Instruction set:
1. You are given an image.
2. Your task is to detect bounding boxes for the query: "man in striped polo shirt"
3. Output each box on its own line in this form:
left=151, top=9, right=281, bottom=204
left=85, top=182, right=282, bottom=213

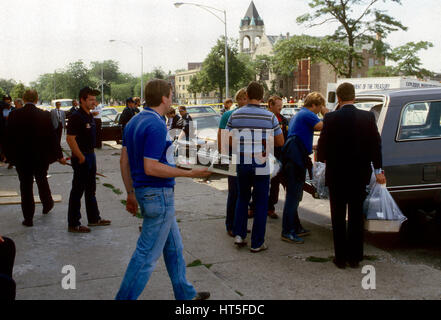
left=226, top=81, right=285, bottom=252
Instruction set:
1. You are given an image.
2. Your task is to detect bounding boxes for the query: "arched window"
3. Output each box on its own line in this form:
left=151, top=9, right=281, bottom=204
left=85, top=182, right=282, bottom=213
left=243, top=36, right=251, bottom=51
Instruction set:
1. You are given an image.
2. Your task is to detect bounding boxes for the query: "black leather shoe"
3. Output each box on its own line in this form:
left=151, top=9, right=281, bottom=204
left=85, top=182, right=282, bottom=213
left=193, top=292, right=210, bottom=300
left=42, top=200, right=54, bottom=214
left=332, top=258, right=346, bottom=269
left=22, top=220, right=33, bottom=227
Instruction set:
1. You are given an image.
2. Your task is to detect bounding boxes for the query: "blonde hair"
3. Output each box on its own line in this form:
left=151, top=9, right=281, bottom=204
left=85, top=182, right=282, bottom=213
left=304, top=92, right=325, bottom=108
left=268, top=95, right=282, bottom=107
left=234, top=88, right=247, bottom=102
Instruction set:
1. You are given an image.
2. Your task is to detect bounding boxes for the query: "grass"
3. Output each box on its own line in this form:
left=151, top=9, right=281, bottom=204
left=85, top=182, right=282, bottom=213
left=235, top=290, right=244, bottom=297
left=186, top=259, right=212, bottom=269
left=103, top=183, right=123, bottom=195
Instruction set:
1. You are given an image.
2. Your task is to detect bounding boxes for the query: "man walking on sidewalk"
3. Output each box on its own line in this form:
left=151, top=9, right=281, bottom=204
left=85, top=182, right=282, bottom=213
left=116, top=79, right=211, bottom=300
left=66, top=87, right=111, bottom=233
left=5, top=90, right=66, bottom=226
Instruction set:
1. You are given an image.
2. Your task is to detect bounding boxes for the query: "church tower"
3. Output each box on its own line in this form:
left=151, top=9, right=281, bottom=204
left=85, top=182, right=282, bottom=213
left=239, top=1, right=265, bottom=55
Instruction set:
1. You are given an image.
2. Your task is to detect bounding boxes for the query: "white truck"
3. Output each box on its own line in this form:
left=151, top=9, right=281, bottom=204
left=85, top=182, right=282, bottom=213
left=326, top=76, right=441, bottom=110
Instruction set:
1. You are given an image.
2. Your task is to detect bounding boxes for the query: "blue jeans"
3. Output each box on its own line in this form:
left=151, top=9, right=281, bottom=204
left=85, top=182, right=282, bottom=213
left=282, top=162, right=304, bottom=235
left=115, top=187, right=196, bottom=300
left=233, top=164, right=270, bottom=248
left=67, top=153, right=101, bottom=227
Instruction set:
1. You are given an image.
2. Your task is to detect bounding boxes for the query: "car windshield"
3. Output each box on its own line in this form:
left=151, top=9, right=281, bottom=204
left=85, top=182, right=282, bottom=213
left=281, top=108, right=298, bottom=115
left=58, top=101, right=72, bottom=107
left=187, top=107, right=216, bottom=114
left=193, top=116, right=220, bottom=129
left=102, top=109, right=117, bottom=116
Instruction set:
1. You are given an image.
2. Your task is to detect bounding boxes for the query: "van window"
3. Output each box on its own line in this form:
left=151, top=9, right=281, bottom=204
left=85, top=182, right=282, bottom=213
left=354, top=99, right=384, bottom=124
left=397, top=101, right=441, bottom=141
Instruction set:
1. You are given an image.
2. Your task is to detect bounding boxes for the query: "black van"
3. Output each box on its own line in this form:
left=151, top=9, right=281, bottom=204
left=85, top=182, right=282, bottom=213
left=354, top=87, right=441, bottom=218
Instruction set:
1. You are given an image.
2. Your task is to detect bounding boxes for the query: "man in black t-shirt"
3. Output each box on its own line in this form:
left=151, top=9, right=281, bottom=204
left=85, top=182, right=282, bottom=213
left=66, top=87, right=111, bottom=233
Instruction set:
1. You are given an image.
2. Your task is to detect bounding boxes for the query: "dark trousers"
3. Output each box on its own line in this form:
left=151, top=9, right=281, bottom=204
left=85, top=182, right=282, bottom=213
left=225, top=176, right=238, bottom=231
left=67, top=153, right=101, bottom=227
left=55, top=123, right=63, bottom=146
left=233, top=164, right=270, bottom=249
left=282, top=162, right=304, bottom=235
left=15, top=163, right=53, bottom=221
left=0, top=237, right=16, bottom=300
left=329, top=185, right=366, bottom=263
left=95, top=118, right=102, bottom=148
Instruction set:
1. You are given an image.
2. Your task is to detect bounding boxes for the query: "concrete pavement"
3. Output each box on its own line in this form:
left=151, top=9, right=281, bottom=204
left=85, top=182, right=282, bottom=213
left=1, top=143, right=440, bottom=300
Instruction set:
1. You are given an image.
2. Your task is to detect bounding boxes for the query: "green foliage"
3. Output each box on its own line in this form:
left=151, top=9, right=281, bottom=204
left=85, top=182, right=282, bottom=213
left=188, top=37, right=255, bottom=101
left=0, top=87, right=5, bottom=99
left=297, top=0, right=407, bottom=77
left=388, top=41, right=434, bottom=78
left=10, top=83, right=27, bottom=100
left=367, top=65, right=397, bottom=77
left=368, top=41, right=434, bottom=78
left=0, top=79, right=17, bottom=95
left=112, top=83, right=135, bottom=102
left=273, top=35, right=360, bottom=78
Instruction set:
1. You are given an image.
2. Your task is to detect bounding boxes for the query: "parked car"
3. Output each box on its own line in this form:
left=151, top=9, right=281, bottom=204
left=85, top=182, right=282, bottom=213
left=352, top=88, right=441, bottom=222
left=101, top=107, right=119, bottom=121
left=101, top=112, right=122, bottom=143
left=281, top=107, right=301, bottom=122
left=175, top=113, right=221, bottom=169
left=184, top=106, right=218, bottom=114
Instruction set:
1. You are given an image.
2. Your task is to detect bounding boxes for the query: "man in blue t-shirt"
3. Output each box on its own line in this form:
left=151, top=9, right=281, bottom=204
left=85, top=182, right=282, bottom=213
left=282, top=92, right=329, bottom=244
left=116, top=79, right=211, bottom=301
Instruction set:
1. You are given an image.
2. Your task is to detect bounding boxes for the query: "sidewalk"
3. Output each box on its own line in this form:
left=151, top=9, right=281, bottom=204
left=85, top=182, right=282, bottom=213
left=1, top=144, right=440, bottom=300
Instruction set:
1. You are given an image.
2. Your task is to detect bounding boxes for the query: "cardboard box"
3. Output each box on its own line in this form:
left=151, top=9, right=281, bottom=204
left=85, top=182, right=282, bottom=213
left=364, top=219, right=402, bottom=233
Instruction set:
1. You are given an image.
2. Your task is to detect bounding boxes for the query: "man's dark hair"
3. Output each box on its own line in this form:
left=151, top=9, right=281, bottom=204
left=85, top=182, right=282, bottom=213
left=144, top=79, right=172, bottom=107
left=179, top=105, right=186, bottom=111
left=23, top=90, right=38, bottom=103
left=3, top=95, right=12, bottom=102
left=168, top=108, right=176, bottom=115
left=246, top=81, right=264, bottom=101
left=336, top=82, right=355, bottom=101
left=79, top=87, right=100, bottom=102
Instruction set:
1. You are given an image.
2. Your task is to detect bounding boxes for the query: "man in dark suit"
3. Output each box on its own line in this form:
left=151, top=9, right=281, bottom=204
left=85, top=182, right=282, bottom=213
left=50, top=101, right=66, bottom=146
left=119, top=97, right=137, bottom=132
left=5, top=90, right=66, bottom=226
left=317, top=82, right=386, bottom=269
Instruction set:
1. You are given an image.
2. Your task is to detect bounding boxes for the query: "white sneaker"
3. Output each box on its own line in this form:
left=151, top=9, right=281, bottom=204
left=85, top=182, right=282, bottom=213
left=234, top=235, right=247, bottom=247
left=250, top=243, right=268, bottom=253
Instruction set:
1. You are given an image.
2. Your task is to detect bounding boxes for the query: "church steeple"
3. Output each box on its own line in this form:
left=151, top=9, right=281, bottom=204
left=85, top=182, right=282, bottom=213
left=239, top=1, right=265, bottom=55
left=241, top=1, right=264, bottom=27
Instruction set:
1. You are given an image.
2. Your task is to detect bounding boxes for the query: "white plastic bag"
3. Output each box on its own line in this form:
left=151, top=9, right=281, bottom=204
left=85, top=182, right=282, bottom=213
left=363, top=183, right=407, bottom=223
left=312, top=162, right=329, bottom=199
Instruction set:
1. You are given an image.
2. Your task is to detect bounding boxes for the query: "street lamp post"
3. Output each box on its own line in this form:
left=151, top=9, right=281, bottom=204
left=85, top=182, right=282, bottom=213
left=174, top=2, right=229, bottom=99
left=109, top=39, right=144, bottom=103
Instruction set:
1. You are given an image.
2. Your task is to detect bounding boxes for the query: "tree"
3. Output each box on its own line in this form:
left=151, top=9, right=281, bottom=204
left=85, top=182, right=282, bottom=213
left=388, top=41, right=434, bottom=78
left=188, top=37, right=255, bottom=102
left=0, top=79, right=17, bottom=95
left=64, top=60, right=94, bottom=99
left=89, top=60, right=121, bottom=101
left=297, top=0, right=407, bottom=77
left=368, top=41, right=434, bottom=78
left=273, top=35, right=359, bottom=78
left=0, top=87, right=6, bottom=99
left=111, top=83, right=134, bottom=102
left=10, top=83, right=27, bottom=100
left=367, top=65, right=397, bottom=77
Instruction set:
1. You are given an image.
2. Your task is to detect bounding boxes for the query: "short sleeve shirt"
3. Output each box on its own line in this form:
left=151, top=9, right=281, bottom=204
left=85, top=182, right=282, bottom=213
left=219, top=109, right=234, bottom=129
left=66, top=108, right=96, bottom=153
left=288, top=107, right=320, bottom=154
left=123, top=107, right=175, bottom=188
left=226, top=104, right=282, bottom=155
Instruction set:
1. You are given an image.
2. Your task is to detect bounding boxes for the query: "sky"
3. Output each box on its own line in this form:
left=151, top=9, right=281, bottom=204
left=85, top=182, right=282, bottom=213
left=1, top=0, right=440, bottom=85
